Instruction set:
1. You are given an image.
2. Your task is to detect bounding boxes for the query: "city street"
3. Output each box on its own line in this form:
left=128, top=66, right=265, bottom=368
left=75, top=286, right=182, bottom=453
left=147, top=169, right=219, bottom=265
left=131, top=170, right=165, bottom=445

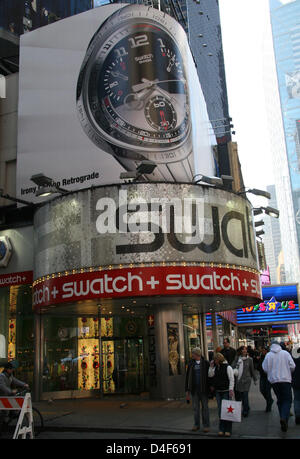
left=27, top=379, right=300, bottom=440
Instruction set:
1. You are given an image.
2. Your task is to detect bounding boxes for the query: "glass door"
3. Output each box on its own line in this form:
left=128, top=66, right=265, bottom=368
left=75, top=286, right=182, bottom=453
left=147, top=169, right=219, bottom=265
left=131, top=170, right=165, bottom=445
left=42, top=315, right=101, bottom=396
left=41, top=314, right=146, bottom=398
left=102, top=338, right=144, bottom=394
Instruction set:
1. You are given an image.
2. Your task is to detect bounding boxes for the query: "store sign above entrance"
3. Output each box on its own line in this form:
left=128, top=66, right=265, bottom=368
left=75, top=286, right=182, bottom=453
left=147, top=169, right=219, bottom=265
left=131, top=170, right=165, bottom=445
left=0, top=271, right=33, bottom=287
left=32, top=264, right=260, bottom=310
left=33, top=183, right=261, bottom=311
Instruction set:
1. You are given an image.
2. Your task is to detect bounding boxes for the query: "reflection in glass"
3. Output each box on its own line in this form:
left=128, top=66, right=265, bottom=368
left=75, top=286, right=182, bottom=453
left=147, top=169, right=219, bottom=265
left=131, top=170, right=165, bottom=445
left=42, top=315, right=146, bottom=395
left=0, top=284, right=34, bottom=387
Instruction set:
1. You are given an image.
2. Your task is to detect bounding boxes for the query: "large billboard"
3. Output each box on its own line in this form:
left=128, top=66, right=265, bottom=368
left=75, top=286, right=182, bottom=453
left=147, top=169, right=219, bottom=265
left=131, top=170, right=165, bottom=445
left=17, top=5, right=216, bottom=203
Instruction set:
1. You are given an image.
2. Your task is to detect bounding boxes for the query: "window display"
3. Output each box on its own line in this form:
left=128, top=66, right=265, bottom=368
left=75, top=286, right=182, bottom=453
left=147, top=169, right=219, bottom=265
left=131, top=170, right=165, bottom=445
left=0, top=284, right=34, bottom=387
left=42, top=314, right=146, bottom=395
left=183, top=314, right=201, bottom=363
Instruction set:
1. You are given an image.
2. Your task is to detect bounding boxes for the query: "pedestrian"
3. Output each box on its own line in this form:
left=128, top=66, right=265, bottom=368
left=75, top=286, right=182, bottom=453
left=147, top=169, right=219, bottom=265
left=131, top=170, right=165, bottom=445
left=0, top=362, right=29, bottom=395
left=291, top=344, right=300, bottom=425
left=208, top=352, right=234, bottom=437
left=262, top=341, right=296, bottom=432
left=220, top=338, right=236, bottom=365
left=248, top=346, right=260, bottom=371
left=257, top=346, right=274, bottom=412
left=185, top=347, right=210, bottom=433
left=232, top=345, right=257, bottom=417
left=0, top=362, right=29, bottom=436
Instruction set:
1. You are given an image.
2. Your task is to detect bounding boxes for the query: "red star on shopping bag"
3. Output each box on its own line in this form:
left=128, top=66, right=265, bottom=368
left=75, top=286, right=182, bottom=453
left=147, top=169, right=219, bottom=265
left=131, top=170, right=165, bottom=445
left=227, top=405, right=234, bottom=413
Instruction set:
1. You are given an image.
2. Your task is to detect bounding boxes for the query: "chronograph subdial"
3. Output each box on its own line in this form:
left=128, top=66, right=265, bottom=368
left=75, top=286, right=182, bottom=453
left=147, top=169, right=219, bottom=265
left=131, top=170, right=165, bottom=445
left=145, top=96, right=177, bottom=131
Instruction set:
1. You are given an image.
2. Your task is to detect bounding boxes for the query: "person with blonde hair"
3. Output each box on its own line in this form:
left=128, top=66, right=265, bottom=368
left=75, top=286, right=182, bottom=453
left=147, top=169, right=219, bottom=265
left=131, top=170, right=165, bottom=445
left=208, top=352, right=234, bottom=437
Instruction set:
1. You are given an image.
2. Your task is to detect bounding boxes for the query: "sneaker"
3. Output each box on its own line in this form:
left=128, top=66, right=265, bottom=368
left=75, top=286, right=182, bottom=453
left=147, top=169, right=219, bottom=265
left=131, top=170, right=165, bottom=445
left=192, top=425, right=199, bottom=431
left=280, top=419, right=288, bottom=432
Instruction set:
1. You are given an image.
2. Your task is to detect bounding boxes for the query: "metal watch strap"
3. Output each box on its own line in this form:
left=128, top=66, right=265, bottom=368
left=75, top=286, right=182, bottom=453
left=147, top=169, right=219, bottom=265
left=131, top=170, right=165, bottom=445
left=115, top=149, right=193, bottom=182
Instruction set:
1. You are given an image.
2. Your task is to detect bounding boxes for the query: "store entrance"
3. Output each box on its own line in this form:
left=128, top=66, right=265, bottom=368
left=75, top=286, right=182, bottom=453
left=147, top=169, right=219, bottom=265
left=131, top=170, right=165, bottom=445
left=41, top=314, right=147, bottom=399
left=102, top=338, right=144, bottom=394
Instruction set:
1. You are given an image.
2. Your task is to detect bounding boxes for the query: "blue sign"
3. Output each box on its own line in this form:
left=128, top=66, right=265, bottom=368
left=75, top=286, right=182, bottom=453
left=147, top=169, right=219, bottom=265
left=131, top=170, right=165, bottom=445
left=206, top=313, right=222, bottom=327
left=237, top=284, right=300, bottom=325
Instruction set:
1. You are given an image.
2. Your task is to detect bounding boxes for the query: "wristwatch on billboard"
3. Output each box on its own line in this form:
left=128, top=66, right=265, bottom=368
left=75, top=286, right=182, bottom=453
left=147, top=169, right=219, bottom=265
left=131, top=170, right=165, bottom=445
left=76, top=5, right=193, bottom=182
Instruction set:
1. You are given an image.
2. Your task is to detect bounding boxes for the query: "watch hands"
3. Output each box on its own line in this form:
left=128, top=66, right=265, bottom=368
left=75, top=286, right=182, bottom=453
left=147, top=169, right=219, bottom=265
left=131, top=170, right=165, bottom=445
left=131, top=78, right=159, bottom=93
left=124, top=86, right=155, bottom=110
left=111, top=71, right=128, bottom=81
left=132, top=77, right=186, bottom=93
left=124, top=78, right=183, bottom=110
left=160, top=110, right=168, bottom=131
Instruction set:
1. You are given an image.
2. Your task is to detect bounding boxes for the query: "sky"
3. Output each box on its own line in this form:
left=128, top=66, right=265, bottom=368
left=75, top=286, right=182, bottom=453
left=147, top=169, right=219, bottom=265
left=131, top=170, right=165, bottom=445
left=218, top=0, right=276, bottom=195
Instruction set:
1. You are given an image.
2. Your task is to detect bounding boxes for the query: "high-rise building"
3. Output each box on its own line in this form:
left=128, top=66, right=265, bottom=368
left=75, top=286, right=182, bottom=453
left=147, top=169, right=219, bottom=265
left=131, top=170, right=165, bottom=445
left=185, top=0, right=231, bottom=142
left=263, top=0, right=300, bottom=282
left=262, top=185, right=285, bottom=283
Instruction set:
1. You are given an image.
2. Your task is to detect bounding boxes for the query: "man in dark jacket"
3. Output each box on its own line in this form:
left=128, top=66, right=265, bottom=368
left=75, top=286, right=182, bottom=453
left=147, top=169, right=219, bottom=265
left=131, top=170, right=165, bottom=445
left=257, top=347, right=274, bottom=412
left=185, top=347, right=210, bottom=433
left=0, top=362, right=29, bottom=396
left=0, top=362, right=29, bottom=436
left=292, top=345, right=300, bottom=424
left=221, top=338, right=236, bottom=365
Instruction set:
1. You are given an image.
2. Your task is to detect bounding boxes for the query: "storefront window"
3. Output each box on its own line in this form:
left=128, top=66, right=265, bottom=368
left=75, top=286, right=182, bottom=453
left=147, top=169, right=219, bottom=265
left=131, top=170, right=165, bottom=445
left=183, top=315, right=201, bottom=363
left=206, top=327, right=214, bottom=352
left=0, top=284, right=34, bottom=388
left=0, top=287, right=9, bottom=362
left=42, top=314, right=146, bottom=395
left=43, top=316, right=83, bottom=393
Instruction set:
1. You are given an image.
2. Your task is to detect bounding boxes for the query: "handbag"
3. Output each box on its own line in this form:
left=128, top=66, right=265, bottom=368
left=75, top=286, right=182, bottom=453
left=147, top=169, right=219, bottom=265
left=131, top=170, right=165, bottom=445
left=220, top=398, right=242, bottom=422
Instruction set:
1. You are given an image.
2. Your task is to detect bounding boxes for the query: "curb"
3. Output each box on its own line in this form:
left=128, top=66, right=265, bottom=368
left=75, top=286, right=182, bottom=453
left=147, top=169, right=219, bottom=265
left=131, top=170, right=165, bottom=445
left=38, top=424, right=300, bottom=440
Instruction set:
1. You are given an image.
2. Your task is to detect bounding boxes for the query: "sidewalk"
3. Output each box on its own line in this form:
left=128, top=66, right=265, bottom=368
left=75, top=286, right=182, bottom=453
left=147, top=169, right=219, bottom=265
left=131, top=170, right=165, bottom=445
left=33, top=383, right=300, bottom=439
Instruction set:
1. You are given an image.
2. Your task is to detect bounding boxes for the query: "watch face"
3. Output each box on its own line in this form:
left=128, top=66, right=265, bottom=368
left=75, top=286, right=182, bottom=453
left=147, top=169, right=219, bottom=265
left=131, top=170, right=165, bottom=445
left=81, top=20, right=190, bottom=150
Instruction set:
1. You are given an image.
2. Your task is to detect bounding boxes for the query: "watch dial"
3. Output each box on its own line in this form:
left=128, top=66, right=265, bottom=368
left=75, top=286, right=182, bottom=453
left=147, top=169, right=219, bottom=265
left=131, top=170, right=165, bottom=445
left=87, top=24, right=189, bottom=148
left=145, top=95, right=177, bottom=131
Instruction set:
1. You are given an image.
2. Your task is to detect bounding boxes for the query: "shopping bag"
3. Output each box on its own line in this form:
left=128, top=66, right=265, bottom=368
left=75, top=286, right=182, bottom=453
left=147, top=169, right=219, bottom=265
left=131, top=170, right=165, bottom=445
left=220, top=399, right=242, bottom=422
